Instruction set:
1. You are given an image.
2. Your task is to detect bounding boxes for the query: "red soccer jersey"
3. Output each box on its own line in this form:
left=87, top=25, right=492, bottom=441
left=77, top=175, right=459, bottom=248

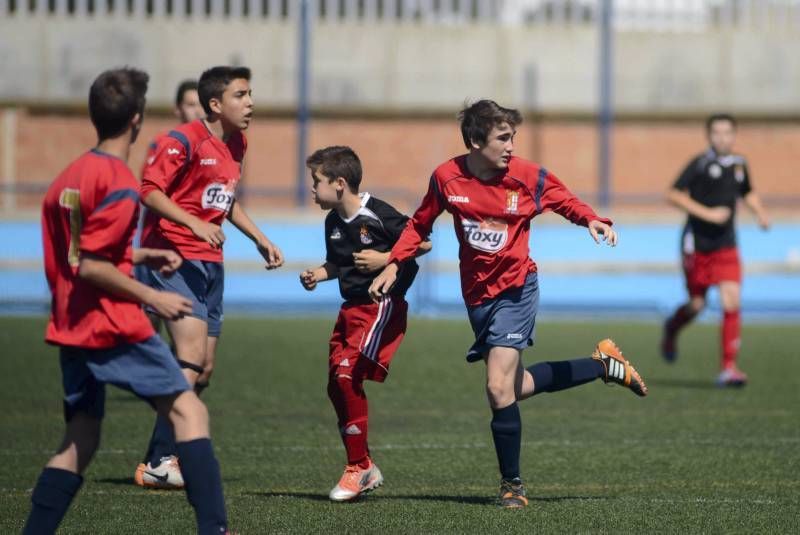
left=42, top=149, right=155, bottom=348
left=388, top=155, right=612, bottom=306
left=140, top=120, right=247, bottom=262
left=136, top=134, right=164, bottom=247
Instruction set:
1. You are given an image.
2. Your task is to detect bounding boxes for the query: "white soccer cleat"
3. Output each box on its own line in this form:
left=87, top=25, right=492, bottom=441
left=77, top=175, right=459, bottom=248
left=134, top=455, right=184, bottom=489
left=329, top=459, right=383, bottom=502
left=716, top=366, right=748, bottom=387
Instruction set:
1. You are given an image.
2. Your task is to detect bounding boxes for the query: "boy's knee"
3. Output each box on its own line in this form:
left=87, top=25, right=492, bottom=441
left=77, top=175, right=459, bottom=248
left=689, top=296, right=706, bottom=313
left=328, top=372, right=363, bottom=399
left=486, top=379, right=514, bottom=408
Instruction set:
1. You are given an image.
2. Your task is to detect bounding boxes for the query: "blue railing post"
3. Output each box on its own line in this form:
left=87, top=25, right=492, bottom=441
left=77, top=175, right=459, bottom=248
left=296, top=0, right=311, bottom=207
left=598, top=0, right=613, bottom=209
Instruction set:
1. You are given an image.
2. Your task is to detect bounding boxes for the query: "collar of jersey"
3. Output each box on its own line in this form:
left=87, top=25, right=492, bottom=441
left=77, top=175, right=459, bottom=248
left=337, top=192, right=371, bottom=224
left=90, top=148, right=125, bottom=162
left=705, top=148, right=738, bottom=167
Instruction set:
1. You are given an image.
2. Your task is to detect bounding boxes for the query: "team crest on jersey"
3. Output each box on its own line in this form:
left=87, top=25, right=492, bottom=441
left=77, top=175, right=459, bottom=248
left=330, top=227, right=343, bottom=240
left=359, top=224, right=373, bottom=245
left=708, top=163, right=722, bottom=179
left=201, top=183, right=235, bottom=213
left=505, top=190, right=519, bottom=214
left=734, top=164, right=745, bottom=183
left=462, top=218, right=508, bottom=253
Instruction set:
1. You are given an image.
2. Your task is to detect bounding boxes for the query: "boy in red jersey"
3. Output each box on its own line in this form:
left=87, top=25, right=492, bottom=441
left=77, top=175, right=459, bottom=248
left=299, top=146, right=431, bottom=502
left=132, top=79, right=206, bottom=489
left=370, top=100, right=648, bottom=508
left=662, top=114, right=770, bottom=386
left=25, top=68, right=230, bottom=534
left=137, top=79, right=205, bottom=258
left=136, top=66, right=284, bottom=486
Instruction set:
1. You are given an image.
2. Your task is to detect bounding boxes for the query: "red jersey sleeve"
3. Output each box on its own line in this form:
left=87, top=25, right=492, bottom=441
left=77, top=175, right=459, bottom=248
left=140, top=134, right=189, bottom=199
left=538, top=171, right=612, bottom=227
left=388, top=175, right=444, bottom=264
left=80, top=187, right=140, bottom=261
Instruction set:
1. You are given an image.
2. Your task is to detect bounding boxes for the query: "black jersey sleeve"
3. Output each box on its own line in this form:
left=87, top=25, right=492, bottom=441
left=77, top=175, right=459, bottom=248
left=673, top=156, right=701, bottom=190
left=738, top=161, right=753, bottom=197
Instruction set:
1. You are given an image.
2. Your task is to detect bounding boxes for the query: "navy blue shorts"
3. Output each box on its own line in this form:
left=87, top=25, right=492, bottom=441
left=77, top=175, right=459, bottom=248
left=466, top=272, right=539, bottom=362
left=144, top=259, right=224, bottom=337
left=60, top=335, right=190, bottom=421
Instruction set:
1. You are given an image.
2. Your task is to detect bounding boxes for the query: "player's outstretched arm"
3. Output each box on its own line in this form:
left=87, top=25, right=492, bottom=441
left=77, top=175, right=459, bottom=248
left=743, top=192, right=770, bottom=230
left=299, top=262, right=338, bottom=291
left=587, top=220, right=618, bottom=246
left=666, top=188, right=731, bottom=226
left=227, top=201, right=284, bottom=269
left=143, top=189, right=226, bottom=248
left=78, top=253, right=192, bottom=319
left=133, top=247, right=183, bottom=275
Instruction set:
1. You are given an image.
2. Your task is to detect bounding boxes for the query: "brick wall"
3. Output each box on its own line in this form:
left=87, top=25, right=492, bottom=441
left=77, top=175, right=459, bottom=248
left=2, top=110, right=798, bottom=214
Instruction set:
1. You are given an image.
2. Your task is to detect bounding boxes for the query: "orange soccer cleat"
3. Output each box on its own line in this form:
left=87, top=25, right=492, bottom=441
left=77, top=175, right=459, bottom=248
left=592, top=339, right=649, bottom=397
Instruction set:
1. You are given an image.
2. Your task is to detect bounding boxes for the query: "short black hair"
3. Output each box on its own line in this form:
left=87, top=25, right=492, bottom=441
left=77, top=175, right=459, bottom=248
left=458, top=99, right=523, bottom=149
left=306, top=146, right=362, bottom=193
left=706, top=113, right=737, bottom=132
left=88, top=68, right=148, bottom=141
left=174, top=79, right=198, bottom=107
left=198, top=66, right=251, bottom=115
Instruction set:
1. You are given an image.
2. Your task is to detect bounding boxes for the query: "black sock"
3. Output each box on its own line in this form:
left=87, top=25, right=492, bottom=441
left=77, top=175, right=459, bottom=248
left=528, top=358, right=605, bottom=396
left=24, top=467, right=83, bottom=534
left=175, top=438, right=227, bottom=535
left=490, top=403, right=521, bottom=481
left=145, top=414, right=176, bottom=467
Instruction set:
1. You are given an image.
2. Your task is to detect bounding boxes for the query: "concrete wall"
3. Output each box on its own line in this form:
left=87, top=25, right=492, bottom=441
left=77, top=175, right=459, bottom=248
left=1, top=14, right=800, bottom=112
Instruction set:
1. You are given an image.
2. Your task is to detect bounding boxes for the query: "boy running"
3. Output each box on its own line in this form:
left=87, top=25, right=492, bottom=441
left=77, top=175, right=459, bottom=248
left=25, top=68, right=229, bottom=534
left=300, top=146, right=431, bottom=502
left=662, top=113, right=770, bottom=386
left=135, top=66, right=284, bottom=488
left=369, top=100, right=648, bottom=508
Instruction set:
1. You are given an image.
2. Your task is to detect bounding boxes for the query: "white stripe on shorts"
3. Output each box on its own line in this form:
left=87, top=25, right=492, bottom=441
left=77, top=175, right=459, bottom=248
left=362, top=297, right=393, bottom=361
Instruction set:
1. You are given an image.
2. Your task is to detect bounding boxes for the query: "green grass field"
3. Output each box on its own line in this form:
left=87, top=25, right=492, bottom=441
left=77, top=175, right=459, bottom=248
left=1, top=316, right=798, bottom=533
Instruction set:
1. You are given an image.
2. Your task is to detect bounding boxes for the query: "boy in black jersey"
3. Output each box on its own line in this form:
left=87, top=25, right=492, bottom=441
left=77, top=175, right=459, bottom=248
left=299, top=146, right=431, bottom=502
left=663, top=114, right=770, bottom=386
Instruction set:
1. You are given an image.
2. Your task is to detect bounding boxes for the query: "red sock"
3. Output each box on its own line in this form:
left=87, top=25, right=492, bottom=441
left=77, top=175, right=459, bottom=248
left=667, top=304, right=697, bottom=334
left=327, top=373, right=369, bottom=467
left=722, top=311, right=741, bottom=370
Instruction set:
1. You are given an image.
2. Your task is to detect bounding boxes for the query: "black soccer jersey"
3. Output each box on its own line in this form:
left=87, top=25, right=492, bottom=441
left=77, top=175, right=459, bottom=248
left=325, top=193, right=419, bottom=301
left=673, top=149, right=752, bottom=253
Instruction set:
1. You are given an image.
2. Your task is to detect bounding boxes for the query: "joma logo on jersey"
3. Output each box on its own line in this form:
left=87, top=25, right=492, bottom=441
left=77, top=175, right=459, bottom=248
left=202, top=184, right=234, bottom=212
left=167, top=148, right=181, bottom=156
left=200, top=158, right=217, bottom=166
left=462, top=218, right=508, bottom=253
left=448, top=195, right=470, bottom=204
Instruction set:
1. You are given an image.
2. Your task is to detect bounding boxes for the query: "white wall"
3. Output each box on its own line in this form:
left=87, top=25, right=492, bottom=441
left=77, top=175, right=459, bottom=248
left=1, top=7, right=798, bottom=112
